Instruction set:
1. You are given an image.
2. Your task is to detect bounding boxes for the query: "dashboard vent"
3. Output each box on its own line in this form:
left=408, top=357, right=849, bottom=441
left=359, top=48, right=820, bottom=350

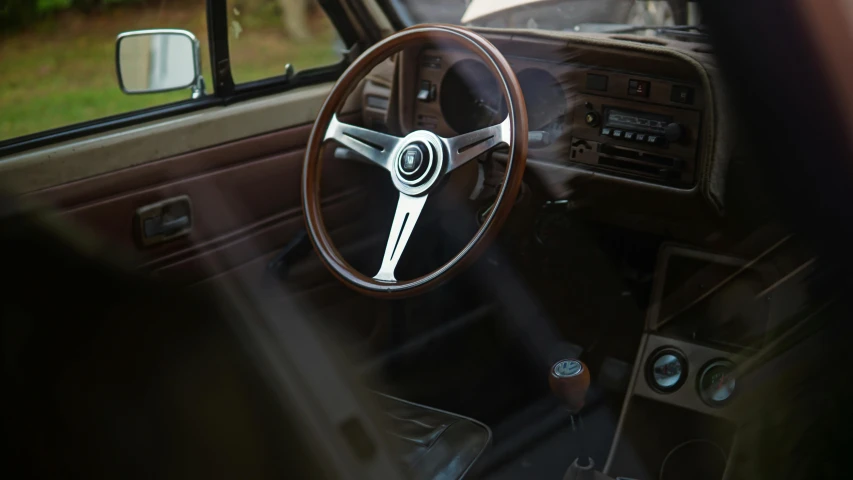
left=366, top=94, right=389, bottom=110
left=361, top=58, right=395, bottom=130
left=362, top=79, right=391, bottom=131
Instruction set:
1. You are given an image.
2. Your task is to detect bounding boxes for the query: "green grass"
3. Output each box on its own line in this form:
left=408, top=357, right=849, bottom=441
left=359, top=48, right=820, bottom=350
left=0, top=3, right=340, bottom=142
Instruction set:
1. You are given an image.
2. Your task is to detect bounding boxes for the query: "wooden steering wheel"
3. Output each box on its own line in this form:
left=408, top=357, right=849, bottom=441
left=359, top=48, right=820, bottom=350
left=302, top=25, right=528, bottom=297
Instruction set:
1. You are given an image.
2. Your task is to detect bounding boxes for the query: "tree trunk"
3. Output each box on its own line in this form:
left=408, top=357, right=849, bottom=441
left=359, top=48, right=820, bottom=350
left=279, top=0, right=311, bottom=41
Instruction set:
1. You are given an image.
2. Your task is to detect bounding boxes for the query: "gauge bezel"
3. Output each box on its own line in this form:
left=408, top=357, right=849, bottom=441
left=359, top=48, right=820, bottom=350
left=515, top=67, right=567, bottom=143
left=439, top=58, right=507, bottom=135
left=645, top=347, right=688, bottom=394
left=697, top=358, right=737, bottom=407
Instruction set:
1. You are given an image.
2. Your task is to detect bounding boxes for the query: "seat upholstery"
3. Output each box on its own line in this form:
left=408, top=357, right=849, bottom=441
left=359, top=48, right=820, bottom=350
left=376, top=393, right=492, bottom=480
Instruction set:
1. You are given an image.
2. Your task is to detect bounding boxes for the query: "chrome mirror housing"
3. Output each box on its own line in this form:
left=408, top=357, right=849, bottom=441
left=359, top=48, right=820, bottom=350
left=116, top=29, right=205, bottom=99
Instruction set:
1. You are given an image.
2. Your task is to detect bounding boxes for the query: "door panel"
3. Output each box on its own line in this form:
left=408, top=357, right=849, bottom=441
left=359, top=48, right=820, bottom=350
left=2, top=84, right=352, bottom=194
left=27, top=122, right=316, bottom=210
left=9, top=80, right=390, bottom=345
left=21, top=112, right=382, bottom=290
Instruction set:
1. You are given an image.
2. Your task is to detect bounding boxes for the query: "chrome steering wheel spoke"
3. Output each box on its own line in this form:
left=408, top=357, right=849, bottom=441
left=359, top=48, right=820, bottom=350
left=374, top=192, right=428, bottom=283
left=325, top=114, right=402, bottom=171
left=442, top=115, right=511, bottom=172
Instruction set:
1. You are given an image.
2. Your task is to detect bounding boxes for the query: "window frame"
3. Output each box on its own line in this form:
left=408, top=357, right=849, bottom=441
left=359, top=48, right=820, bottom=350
left=375, top=0, right=410, bottom=30
left=0, top=0, right=363, bottom=157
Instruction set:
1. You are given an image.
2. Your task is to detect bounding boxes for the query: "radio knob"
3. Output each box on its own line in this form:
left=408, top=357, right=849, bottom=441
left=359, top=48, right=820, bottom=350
left=665, top=122, right=684, bottom=143
left=584, top=111, right=600, bottom=127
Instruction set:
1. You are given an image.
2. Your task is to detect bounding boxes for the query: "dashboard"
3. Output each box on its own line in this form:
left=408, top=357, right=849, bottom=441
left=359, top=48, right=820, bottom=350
left=368, top=31, right=727, bottom=238
left=410, top=44, right=705, bottom=189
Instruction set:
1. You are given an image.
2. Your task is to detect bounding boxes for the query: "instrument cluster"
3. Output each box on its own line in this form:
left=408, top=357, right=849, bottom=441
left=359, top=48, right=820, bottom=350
left=410, top=46, right=704, bottom=188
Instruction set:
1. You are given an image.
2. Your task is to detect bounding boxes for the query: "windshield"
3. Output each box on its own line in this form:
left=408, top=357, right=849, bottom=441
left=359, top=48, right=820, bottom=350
left=388, top=0, right=699, bottom=32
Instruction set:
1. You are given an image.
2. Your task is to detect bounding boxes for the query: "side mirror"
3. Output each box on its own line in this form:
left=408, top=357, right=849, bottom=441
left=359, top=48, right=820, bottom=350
left=116, top=29, right=205, bottom=98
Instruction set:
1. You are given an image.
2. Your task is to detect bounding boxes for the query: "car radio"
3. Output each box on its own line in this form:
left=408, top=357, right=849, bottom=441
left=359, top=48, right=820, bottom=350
left=570, top=93, right=702, bottom=188
left=599, top=107, right=682, bottom=146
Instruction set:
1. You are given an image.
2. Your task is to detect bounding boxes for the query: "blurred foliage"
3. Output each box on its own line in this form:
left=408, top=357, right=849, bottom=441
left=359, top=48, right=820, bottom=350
left=2, top=0, right=144, bottom=30
left=3, top=0, right=311, bottom=31
left=37, top=0, right=73, bottom=13
left=229, top=0, right=287, bottom=30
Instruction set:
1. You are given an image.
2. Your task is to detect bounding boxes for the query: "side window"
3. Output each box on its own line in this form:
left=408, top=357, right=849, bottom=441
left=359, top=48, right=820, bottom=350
left=0, top=0, right=212, bottom=142
left=226, top=0, right=341, bottom=84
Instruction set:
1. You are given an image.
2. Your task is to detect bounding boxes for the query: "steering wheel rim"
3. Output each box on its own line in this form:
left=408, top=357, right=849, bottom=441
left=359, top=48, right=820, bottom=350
left=302, top=25, right=528, bottom=298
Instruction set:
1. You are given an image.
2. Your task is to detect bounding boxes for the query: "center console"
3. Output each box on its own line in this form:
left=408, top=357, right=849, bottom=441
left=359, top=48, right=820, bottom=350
left=605, top=236, right=819, bottom=480
left=568, top=69, right=704, bottom=187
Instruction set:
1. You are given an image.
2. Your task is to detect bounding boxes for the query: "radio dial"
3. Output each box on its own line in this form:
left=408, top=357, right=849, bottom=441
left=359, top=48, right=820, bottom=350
left=665, top=122, right=684, bottom=143
left=584, top=111, right=600, bottom=127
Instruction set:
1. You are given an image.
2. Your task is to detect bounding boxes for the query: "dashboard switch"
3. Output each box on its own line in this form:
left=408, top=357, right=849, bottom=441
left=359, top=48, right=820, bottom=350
left=671, top=85, right=694, bottom=104
left=624, top=131, right=635, bottom=141
left=529, top=130, right=552, bottom=148
left=586, top=73, right=608, bottom=91
left=647, top=135, right=666, bottom=146
left=612, top=129, right=624, bottom=138
left=417, top=80, right=432, bottom=101
left=601, top=127, right=612, bottom=136
left=635, top=133, right=647, bottom=142
left=628, top=79, right=650, bottom=97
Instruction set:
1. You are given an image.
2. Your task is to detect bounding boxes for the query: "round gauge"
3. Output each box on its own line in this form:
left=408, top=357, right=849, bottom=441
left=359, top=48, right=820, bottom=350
left=516, top=68, right=566, bottom=142
left=440, top=59, right=507, bottom=134
left=697, top=359, right=737, bottom=407
left=646, top=348, right=688, bottom=393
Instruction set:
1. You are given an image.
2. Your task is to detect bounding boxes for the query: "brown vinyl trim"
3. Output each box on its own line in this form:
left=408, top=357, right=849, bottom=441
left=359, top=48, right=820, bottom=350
left=4, top=84, right=344, bottom=195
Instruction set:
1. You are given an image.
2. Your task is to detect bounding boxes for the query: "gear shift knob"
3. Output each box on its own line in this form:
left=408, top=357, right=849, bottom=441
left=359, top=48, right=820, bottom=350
left=549, top=359, right=590, bottom=413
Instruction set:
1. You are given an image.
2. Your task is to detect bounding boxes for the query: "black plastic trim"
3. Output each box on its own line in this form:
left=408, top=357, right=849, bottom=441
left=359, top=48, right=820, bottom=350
left=0, top=98, right=222, bottom=158
left=207, top=0, right=234, bottom=95
left=230, top=61, right=347, bottom=103
left=339, top=0, right=383, bottom=44
left=375, top=0, right=409, bottom=30
left=318, top=0, right=361, bottom=47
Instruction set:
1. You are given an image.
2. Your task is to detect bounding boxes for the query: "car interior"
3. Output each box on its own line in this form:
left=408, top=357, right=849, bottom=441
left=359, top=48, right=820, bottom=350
left=2, top=1, right=852, bottom=479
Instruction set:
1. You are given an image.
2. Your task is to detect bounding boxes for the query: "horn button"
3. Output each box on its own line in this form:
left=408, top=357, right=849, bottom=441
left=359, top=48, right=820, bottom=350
left=396, top=141, right=434, bottom=185
left=401, top=146, right=423, bottom=173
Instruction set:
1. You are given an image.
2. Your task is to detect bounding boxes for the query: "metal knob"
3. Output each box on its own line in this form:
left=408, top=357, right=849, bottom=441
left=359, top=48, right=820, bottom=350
left=584, top=111, right=600, bottom=127
left=549, top=359, right=590, bottom=413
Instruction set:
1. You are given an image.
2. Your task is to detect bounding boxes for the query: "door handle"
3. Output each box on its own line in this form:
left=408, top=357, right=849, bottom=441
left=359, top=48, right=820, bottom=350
left=135, top=195, right=192, bottom=246
left=145, top=214, right=189, bottom=237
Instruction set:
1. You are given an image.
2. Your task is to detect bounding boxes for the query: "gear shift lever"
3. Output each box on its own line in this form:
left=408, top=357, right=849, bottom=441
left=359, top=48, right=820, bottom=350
left=549, top=359, right=590, bottom=413
left=550, top=359, right=596, bottom=480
